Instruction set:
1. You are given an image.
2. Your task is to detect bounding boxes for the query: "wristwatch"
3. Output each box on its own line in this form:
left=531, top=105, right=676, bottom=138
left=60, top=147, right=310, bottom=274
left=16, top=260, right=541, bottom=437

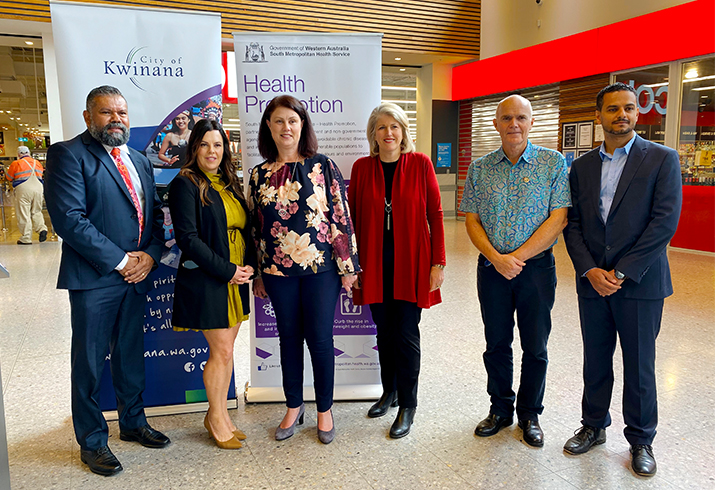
left=432, top=264, right=445, bottom=270
left=614, top=270, right=627, bottom=281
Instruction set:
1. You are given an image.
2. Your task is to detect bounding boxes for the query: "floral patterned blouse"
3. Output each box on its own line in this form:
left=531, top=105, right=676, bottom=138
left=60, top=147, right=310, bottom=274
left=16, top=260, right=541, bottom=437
left=249, top=153, right=360, bottom=277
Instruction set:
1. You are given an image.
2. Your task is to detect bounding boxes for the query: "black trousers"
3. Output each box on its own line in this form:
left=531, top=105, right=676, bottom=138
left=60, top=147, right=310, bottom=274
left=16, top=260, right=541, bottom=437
left=263, top=271, right=341, bottom=413
left=69, top=284, right=147, bottom=450
left=369, top=241, right=422, bottom=409
left=578, top=295, right=663, bottom=445
left=369, top=300, right=422, bottom=408
left=477, top=251, right=556, bottom=421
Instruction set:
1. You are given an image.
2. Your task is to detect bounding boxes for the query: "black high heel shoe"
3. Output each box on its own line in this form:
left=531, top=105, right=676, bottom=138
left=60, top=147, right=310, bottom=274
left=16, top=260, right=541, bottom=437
left=367, top=391, right=398, bottom=418
left=275, top=403, right=305, bottom=441
left=389, top=407, right=416, bottom=439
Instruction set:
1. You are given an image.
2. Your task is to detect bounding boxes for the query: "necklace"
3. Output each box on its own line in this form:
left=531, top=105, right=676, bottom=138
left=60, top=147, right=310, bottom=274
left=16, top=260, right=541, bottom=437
left=385, top=197, right=392, bottom=231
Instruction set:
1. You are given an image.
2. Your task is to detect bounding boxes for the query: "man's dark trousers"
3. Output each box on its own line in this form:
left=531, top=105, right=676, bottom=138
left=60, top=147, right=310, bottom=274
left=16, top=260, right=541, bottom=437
left=477, top=251, right=556, bottom=421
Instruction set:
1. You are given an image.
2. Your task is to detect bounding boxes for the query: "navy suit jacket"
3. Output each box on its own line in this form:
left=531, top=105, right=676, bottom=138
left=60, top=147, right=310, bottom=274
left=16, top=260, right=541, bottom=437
left=563, top=135, right=682, bottom=300
left=44, top=130, right=164, bottom=293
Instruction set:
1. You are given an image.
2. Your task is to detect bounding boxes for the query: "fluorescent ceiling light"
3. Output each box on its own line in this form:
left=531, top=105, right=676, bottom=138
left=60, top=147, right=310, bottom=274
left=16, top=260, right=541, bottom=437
left=685, top=69, right=699, bottom=79
left=381, top=99, right=417, bottom=104
left=692, top=86, right=715, bottom=91
left=382, top=86, right=417, bottom=91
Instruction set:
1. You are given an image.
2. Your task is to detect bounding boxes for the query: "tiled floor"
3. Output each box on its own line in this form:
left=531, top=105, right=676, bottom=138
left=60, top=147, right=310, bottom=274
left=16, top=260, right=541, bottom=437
left=0, top=218, right=713, bottom=489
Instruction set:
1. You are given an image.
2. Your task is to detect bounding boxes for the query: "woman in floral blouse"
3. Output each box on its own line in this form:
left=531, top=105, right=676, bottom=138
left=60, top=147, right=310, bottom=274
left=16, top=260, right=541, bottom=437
left=249, top=95, right=360, bottom=445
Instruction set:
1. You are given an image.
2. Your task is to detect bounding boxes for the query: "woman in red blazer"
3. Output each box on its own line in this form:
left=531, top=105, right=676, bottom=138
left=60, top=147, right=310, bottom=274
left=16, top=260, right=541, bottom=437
left=348, top=102, right=446, bottom=438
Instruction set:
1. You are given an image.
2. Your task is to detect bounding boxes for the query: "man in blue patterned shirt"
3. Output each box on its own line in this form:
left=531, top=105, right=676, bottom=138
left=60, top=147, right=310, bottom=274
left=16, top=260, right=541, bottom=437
left=459, top=94, right=571, bottom=447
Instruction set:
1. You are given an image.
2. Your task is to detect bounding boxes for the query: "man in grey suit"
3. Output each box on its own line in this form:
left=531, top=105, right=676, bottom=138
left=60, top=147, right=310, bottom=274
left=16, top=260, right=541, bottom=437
left=562, top=82, right=682, bottom=477
left=45, top=86, right=170, bottom=476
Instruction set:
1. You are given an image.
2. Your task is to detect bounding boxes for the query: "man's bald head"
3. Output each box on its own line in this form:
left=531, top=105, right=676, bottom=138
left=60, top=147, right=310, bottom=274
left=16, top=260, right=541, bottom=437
left=496, top=94, right=532, bottom=119
left=493, top=94, right=535, bottom=161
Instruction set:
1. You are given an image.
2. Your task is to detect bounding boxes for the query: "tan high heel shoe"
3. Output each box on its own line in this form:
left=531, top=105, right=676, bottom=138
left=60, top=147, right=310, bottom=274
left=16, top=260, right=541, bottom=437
left=204, top=414, right=242, bottom=449
left=204, top=414, right=247, bottom=441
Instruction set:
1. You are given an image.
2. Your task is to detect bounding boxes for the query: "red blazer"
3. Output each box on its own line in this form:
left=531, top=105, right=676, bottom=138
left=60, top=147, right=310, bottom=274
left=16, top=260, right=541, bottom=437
left=348, top=152, right=445, bottom=308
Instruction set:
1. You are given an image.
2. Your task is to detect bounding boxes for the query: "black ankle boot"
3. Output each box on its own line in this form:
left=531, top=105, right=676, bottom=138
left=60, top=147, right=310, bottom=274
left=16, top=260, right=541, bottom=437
left=367, top=391, right=398, bottom=418
left=389, top=407, right=416, bottom=438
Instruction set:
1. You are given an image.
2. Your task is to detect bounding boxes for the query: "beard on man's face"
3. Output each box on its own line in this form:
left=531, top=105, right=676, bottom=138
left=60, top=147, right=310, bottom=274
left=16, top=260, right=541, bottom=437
left=89, top=121, right=130, bottom=147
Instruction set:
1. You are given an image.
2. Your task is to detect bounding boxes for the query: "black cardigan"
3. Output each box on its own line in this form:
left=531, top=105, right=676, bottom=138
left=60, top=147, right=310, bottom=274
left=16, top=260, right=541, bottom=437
left=168, top=173, right=256, bottom=330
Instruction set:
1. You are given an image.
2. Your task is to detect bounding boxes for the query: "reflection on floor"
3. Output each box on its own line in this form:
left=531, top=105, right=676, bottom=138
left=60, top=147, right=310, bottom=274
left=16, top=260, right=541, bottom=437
left=0, top=219, right=713, bottom=489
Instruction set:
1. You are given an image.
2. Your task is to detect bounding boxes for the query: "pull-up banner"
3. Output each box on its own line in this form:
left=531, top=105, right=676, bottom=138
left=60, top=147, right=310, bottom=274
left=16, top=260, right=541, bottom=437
left=233, top=32, right=383, bottom=402
left=50, top=1, right=226, bottom=414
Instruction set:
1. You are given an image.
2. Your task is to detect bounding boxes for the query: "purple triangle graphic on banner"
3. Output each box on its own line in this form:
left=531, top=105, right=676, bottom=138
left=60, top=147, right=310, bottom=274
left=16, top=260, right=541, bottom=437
left=356, top=354, right=370, bottom=358
left=256, top=348, right=272, bottom=359
left=372, top=345, right=379, bottom=351
left=334, top=347, right=345, bottom=356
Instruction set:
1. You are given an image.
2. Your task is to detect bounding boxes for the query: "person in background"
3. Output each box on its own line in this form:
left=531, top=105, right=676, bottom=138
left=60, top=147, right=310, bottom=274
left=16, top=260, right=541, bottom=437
left=249, top=95, right=360, bottom=445
left=459, top=94, right=570, bottom=448
left=169, top=118, right=256, bottom=450
left=158, top=110, right=194, bottom=167
left=562, top=83, right=682, bottom=477
left=348, top=102, right=445, bottom=438
left=44, top=85, right=169, bottom=477
left=6, top=145, right=48, bottom=245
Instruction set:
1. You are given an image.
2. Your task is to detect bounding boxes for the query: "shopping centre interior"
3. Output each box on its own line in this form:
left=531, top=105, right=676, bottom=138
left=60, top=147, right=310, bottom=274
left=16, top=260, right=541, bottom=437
left=0, top=1, right=713, bottom=489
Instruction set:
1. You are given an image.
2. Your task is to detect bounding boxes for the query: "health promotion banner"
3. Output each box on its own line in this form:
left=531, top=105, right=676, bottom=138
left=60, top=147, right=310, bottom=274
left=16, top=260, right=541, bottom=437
left=50, top=1, right=226, bottom=413
left=232, top=32, right=383, bottom=402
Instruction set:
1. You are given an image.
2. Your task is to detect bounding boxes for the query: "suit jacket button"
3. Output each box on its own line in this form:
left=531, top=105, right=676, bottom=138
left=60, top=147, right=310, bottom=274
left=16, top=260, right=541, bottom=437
left=131, top=214, right=137, bottom=219
left=133, top=238, right=138, bottom=242
left=606, top=245, right=611, bottom=250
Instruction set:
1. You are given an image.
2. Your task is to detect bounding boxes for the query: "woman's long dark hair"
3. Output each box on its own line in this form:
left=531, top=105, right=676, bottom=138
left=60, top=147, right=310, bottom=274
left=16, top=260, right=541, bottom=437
left=179, top=118, right=244, bottom=206
left=257, top=95, right=318, bottom=162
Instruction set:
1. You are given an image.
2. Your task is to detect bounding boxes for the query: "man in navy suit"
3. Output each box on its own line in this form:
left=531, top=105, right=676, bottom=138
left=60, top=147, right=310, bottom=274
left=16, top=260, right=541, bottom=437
left=562, top=83, right=682, bottom=477
left=45, top=86, right=170, bottom=476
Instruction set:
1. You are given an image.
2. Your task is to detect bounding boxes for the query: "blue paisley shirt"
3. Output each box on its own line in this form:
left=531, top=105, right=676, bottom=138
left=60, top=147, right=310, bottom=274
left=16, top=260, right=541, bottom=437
left=459, top=141, right=571, bottom=254
left=249, top=154, right=360, bottom=277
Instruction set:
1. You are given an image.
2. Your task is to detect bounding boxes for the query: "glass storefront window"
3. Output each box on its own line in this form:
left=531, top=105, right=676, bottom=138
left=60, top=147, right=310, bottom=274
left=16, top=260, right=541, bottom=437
left=615, top=65, right=670, bottom=144
left=679, top=57, right=715, bottom=185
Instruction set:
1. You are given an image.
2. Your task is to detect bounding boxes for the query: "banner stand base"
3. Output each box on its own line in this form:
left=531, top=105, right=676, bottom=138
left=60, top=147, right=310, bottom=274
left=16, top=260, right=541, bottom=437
left=102, top=398, right=238, bottom=421
left=244, top=381, right=382, bottom=404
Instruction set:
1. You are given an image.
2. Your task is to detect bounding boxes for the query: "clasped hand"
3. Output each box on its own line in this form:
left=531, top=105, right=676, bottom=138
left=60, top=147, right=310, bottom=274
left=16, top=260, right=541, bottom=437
left=492, top=253, right=526, bottom=280
left=120, top=251, right=154, bottom=284
left=230, top=265, right=254, bottom=285
left=585, top=268, right=624, bottom=297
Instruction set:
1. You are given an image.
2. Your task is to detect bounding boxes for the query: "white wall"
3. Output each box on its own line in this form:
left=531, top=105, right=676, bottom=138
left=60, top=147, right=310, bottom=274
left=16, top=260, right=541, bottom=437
left=480, top=0, right=694, bottom=59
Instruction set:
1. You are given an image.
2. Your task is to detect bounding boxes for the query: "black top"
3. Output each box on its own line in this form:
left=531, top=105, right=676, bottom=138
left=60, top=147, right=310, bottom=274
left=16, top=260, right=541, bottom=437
left=381, top=159, right=398, bottom=291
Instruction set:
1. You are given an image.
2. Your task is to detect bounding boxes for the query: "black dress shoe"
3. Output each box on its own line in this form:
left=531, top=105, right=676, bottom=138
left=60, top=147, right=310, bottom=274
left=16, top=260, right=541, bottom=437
left=368, top=391, right=398, bottom=418
left=563, top=425, right=606, bottom=455
left=39, top=230, right=48, bottom=242
left=630, top=444, right=657, bottom=477
left=119, top=424, right=171, bottom=448
left=389, top=407, right=416, bottom=438
left=518, top=419, right=544, bottom=447
left=80, top=446, right=123, bottom=476
left=474, top=413, right=513, bottom=437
